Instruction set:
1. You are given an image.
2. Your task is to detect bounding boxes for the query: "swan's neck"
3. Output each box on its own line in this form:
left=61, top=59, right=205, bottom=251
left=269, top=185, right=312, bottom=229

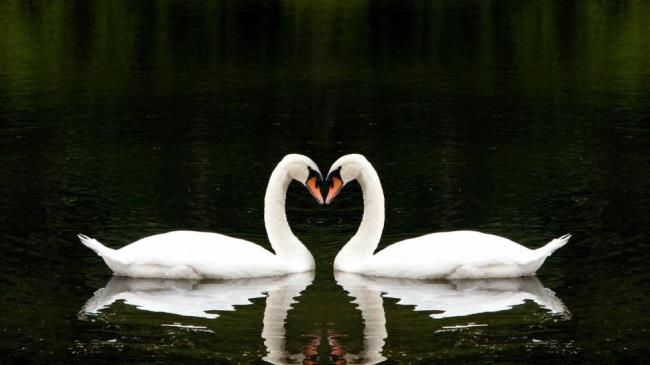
left=337, top=164, right=385, bottom=265
left=264, top=169, right=314, bottom=268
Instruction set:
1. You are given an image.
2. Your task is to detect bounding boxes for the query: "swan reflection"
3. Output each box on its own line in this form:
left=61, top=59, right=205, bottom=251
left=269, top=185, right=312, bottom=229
left=80, top=272, right=314, bottom=364
left=335, top=272, right=568, bottom=364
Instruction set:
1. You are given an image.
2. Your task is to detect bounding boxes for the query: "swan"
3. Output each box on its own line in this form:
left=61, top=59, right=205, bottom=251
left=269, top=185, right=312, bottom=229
left=78, top=154, right=324, bottom=279
left=325, top=154, right=571, bottom=279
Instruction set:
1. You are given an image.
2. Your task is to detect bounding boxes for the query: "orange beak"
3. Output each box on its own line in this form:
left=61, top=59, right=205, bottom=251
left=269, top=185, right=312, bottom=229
left=325, top=176, right=343, bottom=205
left=307, top=176, right=324, bottom=204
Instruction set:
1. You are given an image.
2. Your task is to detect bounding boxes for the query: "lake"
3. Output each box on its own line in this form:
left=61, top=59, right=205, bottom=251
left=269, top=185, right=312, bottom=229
left=1, top=0, right=649, bottom=363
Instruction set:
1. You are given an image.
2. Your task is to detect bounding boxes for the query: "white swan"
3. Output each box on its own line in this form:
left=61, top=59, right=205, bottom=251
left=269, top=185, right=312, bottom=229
left=78, top=154, right=324, bottom=279
left=325, top=154, right=571, bottom=279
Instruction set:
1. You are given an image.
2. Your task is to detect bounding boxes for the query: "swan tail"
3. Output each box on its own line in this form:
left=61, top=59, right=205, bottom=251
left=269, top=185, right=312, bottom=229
left=78, top=234, right=114, bottom=258
left=535, top=233, right=571, bottom=257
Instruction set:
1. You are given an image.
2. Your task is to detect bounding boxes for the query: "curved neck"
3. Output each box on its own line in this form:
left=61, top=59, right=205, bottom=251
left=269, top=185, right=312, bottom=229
left=264, top=167, right=313, bottom=265
left=340, top=162, right=385, bottom=260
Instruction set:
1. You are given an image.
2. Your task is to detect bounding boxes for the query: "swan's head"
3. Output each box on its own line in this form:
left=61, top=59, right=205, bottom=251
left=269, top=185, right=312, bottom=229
left=324, top=154, right=370, bottom=205
left=279, top=154, right=324, bottom=204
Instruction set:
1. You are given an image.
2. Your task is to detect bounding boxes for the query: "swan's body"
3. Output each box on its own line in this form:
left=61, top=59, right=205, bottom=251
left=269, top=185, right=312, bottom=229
left=341, top=230, right=570, bottom=279
left=79, top=154, right=324, bottom=279
left=79, top=231, right=303, bottom=279
left=326, top=154, right=570, bottom=279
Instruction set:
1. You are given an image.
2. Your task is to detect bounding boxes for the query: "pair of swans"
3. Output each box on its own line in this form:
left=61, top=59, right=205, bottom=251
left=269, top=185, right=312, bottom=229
left=79, top=154, right=570, bottom=279
left=80, top=272, right=568, bottom=364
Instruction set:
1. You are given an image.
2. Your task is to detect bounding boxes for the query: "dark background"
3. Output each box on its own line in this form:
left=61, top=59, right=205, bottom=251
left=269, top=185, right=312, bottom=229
left=1, top=0, right=649, bottom=363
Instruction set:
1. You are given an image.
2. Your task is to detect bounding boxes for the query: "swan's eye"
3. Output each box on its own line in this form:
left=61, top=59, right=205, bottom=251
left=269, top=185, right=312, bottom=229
left=306, top=167, right=322, bottom=183
left=325, top=167, right=343, bottom=187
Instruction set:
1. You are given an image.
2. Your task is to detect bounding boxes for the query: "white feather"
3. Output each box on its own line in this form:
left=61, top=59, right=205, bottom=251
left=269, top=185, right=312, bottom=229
left=329, top=154, right=570, bottom=279
left=79, top=154, right=320, bottom=279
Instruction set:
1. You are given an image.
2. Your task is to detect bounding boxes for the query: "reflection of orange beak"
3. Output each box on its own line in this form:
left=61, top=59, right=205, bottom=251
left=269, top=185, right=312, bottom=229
left=325, top=176, right=342, bottom=205
left=307, top=177, right=324, bottom=204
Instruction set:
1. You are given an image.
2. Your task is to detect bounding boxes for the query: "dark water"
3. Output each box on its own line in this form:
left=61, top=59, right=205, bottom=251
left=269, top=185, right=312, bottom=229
left=1, top=0, right=650, bottom=363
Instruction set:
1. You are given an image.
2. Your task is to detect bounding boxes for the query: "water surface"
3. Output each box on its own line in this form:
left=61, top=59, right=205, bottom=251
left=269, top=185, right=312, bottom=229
left=1, top=0, right=650, bottom=363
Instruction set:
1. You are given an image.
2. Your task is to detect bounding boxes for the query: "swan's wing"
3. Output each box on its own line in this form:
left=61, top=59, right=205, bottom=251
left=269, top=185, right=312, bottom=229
left=122, top=231, right=276, bottom=263
left=111, top=231, right=285, bottom=278
left=370, top=231, right=536, bottom=278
